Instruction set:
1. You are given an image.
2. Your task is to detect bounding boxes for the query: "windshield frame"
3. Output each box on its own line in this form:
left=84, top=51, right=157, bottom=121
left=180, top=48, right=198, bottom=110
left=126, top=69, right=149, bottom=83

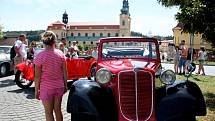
left=98, top=38, right=161, bottom=62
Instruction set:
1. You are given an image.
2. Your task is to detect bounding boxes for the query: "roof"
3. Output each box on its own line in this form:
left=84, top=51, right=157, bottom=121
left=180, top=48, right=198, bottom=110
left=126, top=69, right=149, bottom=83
left=68, top=22, right=119, bottom=26
left=173, top=22, right=184, bottom=30
left=0, top=38, right=16, bottom=46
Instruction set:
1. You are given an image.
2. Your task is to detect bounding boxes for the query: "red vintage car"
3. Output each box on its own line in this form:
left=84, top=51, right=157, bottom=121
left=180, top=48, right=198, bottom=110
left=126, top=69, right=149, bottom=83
left=66, top=37, right=206, bottom=121
left=14, top=55, right=96, bottom=89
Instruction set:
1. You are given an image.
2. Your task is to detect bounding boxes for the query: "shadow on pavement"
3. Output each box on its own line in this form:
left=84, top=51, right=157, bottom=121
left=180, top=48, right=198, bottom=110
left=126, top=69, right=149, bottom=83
left=0, top=78, right=16, bottom=88
left=204, top=92, right=215, bottom=111
left=7, top=87, right=35, bottom=99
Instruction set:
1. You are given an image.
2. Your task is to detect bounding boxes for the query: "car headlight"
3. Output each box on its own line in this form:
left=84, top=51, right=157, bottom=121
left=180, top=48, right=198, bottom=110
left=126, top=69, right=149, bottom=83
left=160, top=70, right=176, bottom=85
left=96, top=68, right=112, bottom=84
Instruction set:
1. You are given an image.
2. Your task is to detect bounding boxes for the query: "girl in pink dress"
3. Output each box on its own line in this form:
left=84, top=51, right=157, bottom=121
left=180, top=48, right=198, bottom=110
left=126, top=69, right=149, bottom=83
left=34, top=31, right=68, bottom=121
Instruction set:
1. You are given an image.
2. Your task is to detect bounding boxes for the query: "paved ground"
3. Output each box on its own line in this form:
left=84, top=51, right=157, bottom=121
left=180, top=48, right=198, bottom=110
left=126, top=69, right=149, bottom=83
left=162, top=63, right=215, bottom=76
left=0, top=75, right=71, bottom=121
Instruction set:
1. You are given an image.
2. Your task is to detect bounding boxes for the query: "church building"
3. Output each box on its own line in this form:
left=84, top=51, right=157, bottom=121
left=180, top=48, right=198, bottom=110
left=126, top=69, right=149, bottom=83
left=47, top=0, right=131, bottom=47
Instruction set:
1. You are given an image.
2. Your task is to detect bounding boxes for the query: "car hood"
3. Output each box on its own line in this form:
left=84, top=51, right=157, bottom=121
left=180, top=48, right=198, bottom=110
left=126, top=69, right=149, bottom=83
left=98, top=59, right=160, bottom=73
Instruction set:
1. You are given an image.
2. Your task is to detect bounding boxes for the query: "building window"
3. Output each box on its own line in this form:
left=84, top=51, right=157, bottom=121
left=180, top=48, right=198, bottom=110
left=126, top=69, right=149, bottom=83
left=122, top=20, right=125, bottom=26
left=85, top=33, right=88, bottom=37
left=92, top=33, right=95, bottom=37
left=78, top=33, right=81, bottom=36
left=114, top=42, right=117, bottom=45
left=83, top=41, right=86, bottom=44
left=122, top=34, right=124, bottom=37
left=91, top=41, right=93, bottom=45
left=100, top=33, right=103, bottom=37
left=71, top=33, right=74, bottom=36
left=108, top=33, right=111, bottom=37
left=115, top=33, right=119, bottom=37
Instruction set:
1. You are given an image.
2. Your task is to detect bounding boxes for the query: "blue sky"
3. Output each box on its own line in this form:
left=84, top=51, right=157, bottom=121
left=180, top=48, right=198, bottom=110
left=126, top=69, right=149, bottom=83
left=0, top=0, right=179, bottom=36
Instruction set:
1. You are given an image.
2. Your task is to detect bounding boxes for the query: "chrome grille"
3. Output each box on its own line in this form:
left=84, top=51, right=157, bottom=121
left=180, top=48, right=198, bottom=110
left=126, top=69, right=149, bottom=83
left=118, top=70, right=153, bottom=121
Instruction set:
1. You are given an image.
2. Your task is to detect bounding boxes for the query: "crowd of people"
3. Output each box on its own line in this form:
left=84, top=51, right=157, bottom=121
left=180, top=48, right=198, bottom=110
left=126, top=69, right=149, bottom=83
left=173, top=40, right=207, bottom=75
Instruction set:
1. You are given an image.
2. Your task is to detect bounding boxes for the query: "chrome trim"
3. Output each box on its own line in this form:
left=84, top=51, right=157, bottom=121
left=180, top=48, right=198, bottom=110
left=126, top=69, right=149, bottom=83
left=135, top=71, right=138, bottom=121
left=118, top=69, right=154, bottom=121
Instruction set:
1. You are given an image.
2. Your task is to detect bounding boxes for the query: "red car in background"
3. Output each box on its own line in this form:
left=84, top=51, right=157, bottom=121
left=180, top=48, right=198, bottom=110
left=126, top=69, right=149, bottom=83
left=14, top=55, right=96, bottom=89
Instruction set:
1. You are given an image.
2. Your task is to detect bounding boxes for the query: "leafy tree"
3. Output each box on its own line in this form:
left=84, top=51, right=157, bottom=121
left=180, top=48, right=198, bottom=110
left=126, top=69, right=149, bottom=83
left=0, top=25, right=3, bottom=39
left=157, top=0, right=215, bottom=46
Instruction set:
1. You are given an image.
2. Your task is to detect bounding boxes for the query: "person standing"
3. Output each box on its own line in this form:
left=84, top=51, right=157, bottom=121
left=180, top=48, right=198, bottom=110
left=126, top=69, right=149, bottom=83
left=197, top=46, right=206, bottom=75
left=70, top=41, right=79, bottom=55
left=14, top=34, right=27, bottom=73
left=173, top=46, right=180, bottom=74
left=58, top=37, right=68, bottom=55
left=34, top=31, right=68, bottom=121
left=178, top=40, right=188, bottom=75
left=28, top=41, right=36, bottom=60
left=91, top=46, right=98, bottom=59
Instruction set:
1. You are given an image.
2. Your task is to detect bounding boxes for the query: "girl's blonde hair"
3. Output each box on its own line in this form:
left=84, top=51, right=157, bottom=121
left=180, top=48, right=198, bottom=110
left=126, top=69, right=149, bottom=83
left=42, top=31, right=56, bottom=46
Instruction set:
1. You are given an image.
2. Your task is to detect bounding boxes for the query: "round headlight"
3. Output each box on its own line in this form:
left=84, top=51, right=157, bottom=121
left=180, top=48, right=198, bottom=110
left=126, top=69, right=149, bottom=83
left=96, top=68, right=112, bottom=84
left=160, top=70, right=176, bottom=85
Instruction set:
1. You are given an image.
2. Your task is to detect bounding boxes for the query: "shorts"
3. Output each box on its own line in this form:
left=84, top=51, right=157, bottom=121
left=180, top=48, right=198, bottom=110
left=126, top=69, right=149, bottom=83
left=40, top=88, right=64, bottom=101
left=179, top=58, right=186, bottom=68
left=199, top=60, right=205, bottom=65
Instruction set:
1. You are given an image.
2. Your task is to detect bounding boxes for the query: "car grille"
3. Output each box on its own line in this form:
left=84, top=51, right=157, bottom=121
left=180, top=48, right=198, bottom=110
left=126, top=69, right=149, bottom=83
left=118, top=70, right=153, bottom=121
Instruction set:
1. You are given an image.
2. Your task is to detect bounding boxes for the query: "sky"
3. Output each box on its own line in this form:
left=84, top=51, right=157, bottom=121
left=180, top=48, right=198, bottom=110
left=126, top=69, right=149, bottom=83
left=0, top=0, right=179, bottom=36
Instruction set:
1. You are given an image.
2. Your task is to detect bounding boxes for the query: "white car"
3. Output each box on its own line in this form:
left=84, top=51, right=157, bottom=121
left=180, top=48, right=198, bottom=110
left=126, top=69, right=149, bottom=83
left=0, top=45, right=14, bottom=76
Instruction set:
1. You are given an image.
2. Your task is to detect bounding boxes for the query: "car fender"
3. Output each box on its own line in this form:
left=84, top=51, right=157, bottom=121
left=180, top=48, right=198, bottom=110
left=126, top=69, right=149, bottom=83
left=15, top=62, right=27, bottom=72
left=156, top=80, right=206, bottom=120
left=67, top=80, right=117, bottom=121
left=15, top=62, right=34, bottom=81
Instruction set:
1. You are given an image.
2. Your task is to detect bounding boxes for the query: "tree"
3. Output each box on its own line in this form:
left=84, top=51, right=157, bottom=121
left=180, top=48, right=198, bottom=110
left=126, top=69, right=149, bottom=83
left=157, top=0, right=215, bottom=47
left=0, top=25, right=3, bottom=39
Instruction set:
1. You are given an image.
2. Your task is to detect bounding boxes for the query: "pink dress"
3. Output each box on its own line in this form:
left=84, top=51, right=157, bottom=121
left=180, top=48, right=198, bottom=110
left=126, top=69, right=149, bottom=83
left=34, top=49, right=66, bottom=101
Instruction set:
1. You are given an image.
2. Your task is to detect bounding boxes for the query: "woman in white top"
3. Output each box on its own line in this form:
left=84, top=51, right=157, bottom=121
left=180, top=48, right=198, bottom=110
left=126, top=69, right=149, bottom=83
left=197, top=47, right=206, bottom=75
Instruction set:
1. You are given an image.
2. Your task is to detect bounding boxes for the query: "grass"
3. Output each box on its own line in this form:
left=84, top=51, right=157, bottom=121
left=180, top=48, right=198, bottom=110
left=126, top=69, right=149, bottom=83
left=176, top=74, right=215, bottom=121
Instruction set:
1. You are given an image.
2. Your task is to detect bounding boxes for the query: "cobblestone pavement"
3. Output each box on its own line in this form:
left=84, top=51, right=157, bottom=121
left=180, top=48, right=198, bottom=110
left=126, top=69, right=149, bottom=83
left=0, top=75, right=71, bottom=121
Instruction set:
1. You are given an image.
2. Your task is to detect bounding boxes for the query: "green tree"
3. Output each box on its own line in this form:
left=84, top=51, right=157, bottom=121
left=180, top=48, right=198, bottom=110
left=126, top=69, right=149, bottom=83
left=0, top=25, right=3, bottom=39
left=157, top=0, right=215, bottom=46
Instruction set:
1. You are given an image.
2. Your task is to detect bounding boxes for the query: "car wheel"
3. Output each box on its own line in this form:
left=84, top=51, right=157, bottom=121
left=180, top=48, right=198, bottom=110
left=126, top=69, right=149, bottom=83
left=0, top=64, right=8, bottom=76
left=88, top=65, right=96, bottom=80
left=15, top=70, right=33, bottom=89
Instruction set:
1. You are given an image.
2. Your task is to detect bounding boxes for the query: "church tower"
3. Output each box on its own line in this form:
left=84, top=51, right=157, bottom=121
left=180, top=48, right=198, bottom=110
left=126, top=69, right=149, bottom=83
left=62, top=11, right=68, bottom=24
left=119, top=0, right=131, bottom=36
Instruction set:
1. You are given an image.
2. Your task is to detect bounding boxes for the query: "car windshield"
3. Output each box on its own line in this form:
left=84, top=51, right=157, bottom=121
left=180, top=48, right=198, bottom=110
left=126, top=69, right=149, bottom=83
left=0, top=47, right=10, bottom=54
left=101, top=41, right=158, bottom=60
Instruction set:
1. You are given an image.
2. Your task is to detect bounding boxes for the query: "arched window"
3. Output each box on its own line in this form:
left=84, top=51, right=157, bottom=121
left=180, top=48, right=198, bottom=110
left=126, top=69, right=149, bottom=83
left=100, top=33, right=103, bottom=37
left=71, top=33, right=74, bottom=36
left=107, top=33, right=111, bottom=37
left=122, top=20, right=125, bottom=26
left=83, top=41, right=86, bottom=44
left=78, top=33, right=81, bottom=36
left=92, top=33, right=95, bottom=37
left=85, top=33, right=88, bottom=37
left=91, top=41, right=93, bottom=45
left=115, top=33, right=119, bottom=37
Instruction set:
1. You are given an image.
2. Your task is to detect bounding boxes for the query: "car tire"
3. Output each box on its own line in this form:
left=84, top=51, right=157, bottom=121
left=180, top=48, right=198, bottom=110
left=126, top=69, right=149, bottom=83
left=0, top=63, right=8, bottom=76
left=15, top=70, right=33, bottom=89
